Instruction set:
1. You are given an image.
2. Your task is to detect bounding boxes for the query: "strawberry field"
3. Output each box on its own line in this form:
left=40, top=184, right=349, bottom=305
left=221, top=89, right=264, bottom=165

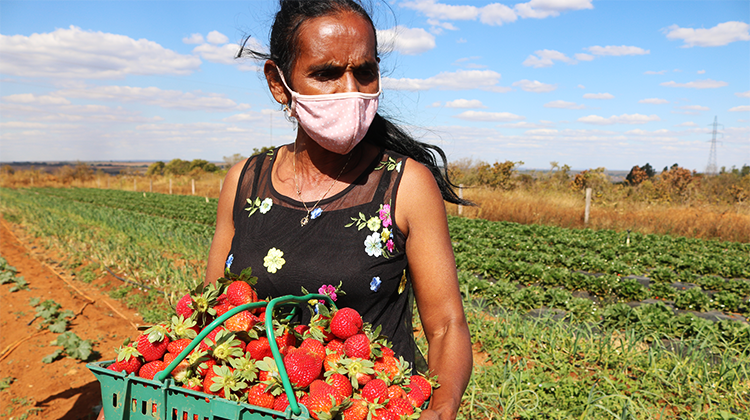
left=1, top=186, right=749, bottom=419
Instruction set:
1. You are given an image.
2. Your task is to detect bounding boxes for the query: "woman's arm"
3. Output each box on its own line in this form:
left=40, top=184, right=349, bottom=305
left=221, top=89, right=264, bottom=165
left=395, top=159, right=472, bottom=420
left=204, top=159, right=246, bottom=285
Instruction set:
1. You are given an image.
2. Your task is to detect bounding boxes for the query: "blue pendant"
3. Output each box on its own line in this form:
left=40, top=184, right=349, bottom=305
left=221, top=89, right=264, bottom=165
left=311, top=207, right=323, bottom=219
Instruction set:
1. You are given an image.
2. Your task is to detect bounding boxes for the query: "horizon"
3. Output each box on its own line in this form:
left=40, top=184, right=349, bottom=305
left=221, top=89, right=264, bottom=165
left=1, top=0, right=748, bottom=172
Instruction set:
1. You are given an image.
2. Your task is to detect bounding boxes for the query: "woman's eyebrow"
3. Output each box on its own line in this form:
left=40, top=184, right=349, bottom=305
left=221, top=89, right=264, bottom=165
left=307, top=60, right=378, bottom=74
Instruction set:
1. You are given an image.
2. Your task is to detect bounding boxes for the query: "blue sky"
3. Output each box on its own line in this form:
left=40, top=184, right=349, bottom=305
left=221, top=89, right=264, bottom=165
left=1, top=0, right=748, bottom=171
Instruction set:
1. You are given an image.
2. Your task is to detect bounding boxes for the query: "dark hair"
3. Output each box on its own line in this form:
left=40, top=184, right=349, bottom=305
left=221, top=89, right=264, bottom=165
left=237, top=0, right=470, bottom=205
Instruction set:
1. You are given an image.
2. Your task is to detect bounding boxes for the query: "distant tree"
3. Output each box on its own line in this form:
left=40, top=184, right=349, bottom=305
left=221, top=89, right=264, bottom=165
left=164, top=159, right=191, bottom=175
left=626, top=163, right=655, bottom=185
left=146, top=161, right=165, bottom=176
left=223, top=153, right=246, bottom=169
left=1, top=165, right=14, bottom=175
left=476, top=160, right=524, bottom=190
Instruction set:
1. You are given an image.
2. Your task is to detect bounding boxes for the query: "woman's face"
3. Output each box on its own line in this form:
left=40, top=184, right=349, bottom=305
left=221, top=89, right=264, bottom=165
left=287, top=11, right=379, bottom=96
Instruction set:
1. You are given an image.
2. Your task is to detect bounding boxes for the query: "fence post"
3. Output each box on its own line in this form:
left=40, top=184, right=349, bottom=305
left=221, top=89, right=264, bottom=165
left=30, top=177, right=34, bottom=187
left=458, top=184, right=464, bottom=216
left=192, top=179, right=195, bottom=195
left=133, top=177, right=137, bottom=192
left=584, top=187, right=592, bottom=225
left=149, top=178, right=153, bottom=193
left=169, top=178, right=173, bottom=195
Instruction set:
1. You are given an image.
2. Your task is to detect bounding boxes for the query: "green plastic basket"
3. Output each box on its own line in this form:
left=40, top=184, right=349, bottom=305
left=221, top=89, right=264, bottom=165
left=88, top=293, right=335, bottom=420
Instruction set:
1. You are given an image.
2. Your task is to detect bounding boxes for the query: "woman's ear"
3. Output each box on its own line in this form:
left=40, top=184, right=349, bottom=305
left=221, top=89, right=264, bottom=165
left=264, top=60, right=289, bottom=106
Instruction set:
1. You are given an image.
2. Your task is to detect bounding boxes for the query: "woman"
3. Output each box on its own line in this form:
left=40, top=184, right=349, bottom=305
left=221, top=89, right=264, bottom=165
left=206, top=1, right=472, bottom=418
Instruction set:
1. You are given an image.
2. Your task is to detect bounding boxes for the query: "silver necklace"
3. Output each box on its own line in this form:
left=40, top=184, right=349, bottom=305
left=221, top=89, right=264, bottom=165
left=292, top=144, right=352, bottom=227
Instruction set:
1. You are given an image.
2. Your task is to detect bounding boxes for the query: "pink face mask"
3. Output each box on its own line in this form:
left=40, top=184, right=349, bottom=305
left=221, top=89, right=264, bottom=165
left=277, top=69, right=380, bottom=155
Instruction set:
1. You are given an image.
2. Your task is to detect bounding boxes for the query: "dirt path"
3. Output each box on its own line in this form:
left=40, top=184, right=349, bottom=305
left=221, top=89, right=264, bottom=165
left=0, top=219, right=144, bottom=419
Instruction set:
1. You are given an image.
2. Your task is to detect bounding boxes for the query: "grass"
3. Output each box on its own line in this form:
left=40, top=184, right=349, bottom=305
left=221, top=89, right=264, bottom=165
left=446, top=188, right=750, bottom=243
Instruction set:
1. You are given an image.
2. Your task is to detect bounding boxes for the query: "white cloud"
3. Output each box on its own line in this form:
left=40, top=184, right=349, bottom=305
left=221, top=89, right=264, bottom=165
left=730, top=105, right=750, bottom=112
left=444, top=99, right=487, bottom=108
left=697, top=70, right=706, bottom=74
left=514, top=0, right=593, bottom=19
left=54, top=85, right=246, bottom=111
left=206, top=31, right=229, bottom=45
left=544, top=100, right=585, bottom=109
left=663, top=21, right=750, bottom=47
left=378, top=26, right=436, bottom=55
left=644, top=70, right=667, bottom=75
left=426, top=19, right=459, bottom=32
left=512, top=79, right=557, bottom=92
left=586, top=45, right=650, bottom=56
left=479, top=3, right=518, bottom=25
left=192, top=43, right=243, bottom=65
left=577, top=84, right=585, bottom=89
left=660, top=79, right=728, bottom=89
left=402, top=0, right=590, bottom=26
left=736, top=90, right=750, bottom=98
left=677, top=121, right=697, bottom=127
left=383, top=70, right=506, bottom=91
left=578, top=113, right=660, bottom=125
left=583, top=93, right=614, bottom=99
left=401, top=0, right=480, bottom=20
left=574, top=53, right=594, bottom=61
left=453, top=110, right=525, bottom=122
left=679, top=105, right=709, bottom=111
left=525, top=128, right=558, bottom=135
left=2, top=93, right=71, bottom=105
left=0, top=26, right=201, bottom=79
left=499, top=121, right=554, bottom=129
left=522, top=49, right=575, bottom=68
left=639, top=98, right=669, bottom=104
left=183, top=33, right=205, bottom=44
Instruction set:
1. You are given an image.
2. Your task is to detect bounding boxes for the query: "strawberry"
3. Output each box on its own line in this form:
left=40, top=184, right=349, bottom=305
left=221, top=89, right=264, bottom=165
left=326, top=372, right=353, bottom=401
left=275, top=330, right=297, bottom=354
left=373, top=355, right=401, bottom=382
left=203, top=366, right=222, bottom=397
left=226, top=281, right=257, bottom=307
left=225, top=310, right=259, bottom=332
left=273, top=393, right=290, bottom=412
left=199, top=326, right=229, bottom=352
left=330, top=308, right=362, bottom=340
left=309, top=379, right=337, bottom=401
left=284, top=348, right=322, bottom=389
left=386, top=397, right=414, bottom=416
left=341, top=397, right=368, bottom=420
left=338, top=358, right=375, bottom=389
left=175, top=293, right=194, bottom=318
left=324, top=352, right=343, bottom=372
left=300, top=338, right=326, bottom=363
left=246, top=337, right=273, bottom=360
left=167, top=338, right=192, bottom=355
left=344, top=334, right=371, bottom=360
left=406, top=386, right=425, bottom=408
left=112, top=345, right=142, bottom=375
left=182, top=376, right=203, bottom=392
left=137, top=329, right=170, bottom=362
left=170, top=316, right=198, bottom=341
left=361, top=378, right=388, bottom=403
left=138, top=360, right=165, bottom=380
left=386, top=384, right=407, bottom=400
left=300, top=393, right=335, bottom=420
left=372, top=407, right=400, bottom=420
left=326, top=339, right=345, bottom=356
left=214, top=294, right=233, bottom=316
left=379, top=345, right=395, bottom=358
left=408, top=375, right=433, bottom=401
left=197, top=357, right=217, bottom=378
left=246, top=384, right=275, bottom=409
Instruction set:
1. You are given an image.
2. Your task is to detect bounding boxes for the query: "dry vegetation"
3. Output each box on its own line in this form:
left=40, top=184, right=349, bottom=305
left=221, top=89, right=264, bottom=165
left=2, top=157, right=749, bottom=243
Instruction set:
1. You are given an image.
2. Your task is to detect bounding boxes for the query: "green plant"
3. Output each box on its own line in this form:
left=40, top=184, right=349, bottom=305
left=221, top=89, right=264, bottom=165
left=649, top=282, right=677, bottom=300
left=711, top=291, right=741, bottom=313
left=0, top=376, right=15, bottom=391
left=674, top=288, right=711, bottom=312
left=42, top=331, right=97, bottom=363
left=30, top=298, right=74, bottom=333
left=615, top=278, right=649, bottom=302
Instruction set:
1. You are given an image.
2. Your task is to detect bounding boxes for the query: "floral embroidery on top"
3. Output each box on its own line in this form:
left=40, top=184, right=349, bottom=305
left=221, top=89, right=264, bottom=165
left=245, top=197, right=273, bottom=216
left=370, top=277, right=382, bottom=292
left=375, top=157, right=402, bottom=172
left=263, top=247, right=285, bottom=273
left=345, top=202, right=396, bottom=258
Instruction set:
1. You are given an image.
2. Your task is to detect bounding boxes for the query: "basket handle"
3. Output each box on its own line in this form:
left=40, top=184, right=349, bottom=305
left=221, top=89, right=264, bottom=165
left=265, top=293, right=336, bottom=416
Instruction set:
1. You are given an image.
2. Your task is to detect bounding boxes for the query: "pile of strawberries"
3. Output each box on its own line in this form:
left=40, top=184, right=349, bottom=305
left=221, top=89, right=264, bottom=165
left=106, top=271, right=436, bottom=420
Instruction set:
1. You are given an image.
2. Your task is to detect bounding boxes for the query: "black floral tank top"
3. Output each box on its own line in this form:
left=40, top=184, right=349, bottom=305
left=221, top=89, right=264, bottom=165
left=226, top=147, right=418, bottom=366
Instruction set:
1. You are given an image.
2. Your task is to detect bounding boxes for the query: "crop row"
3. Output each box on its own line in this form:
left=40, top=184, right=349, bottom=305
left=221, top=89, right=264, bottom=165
left=31, top=187, right=219, bottom=226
